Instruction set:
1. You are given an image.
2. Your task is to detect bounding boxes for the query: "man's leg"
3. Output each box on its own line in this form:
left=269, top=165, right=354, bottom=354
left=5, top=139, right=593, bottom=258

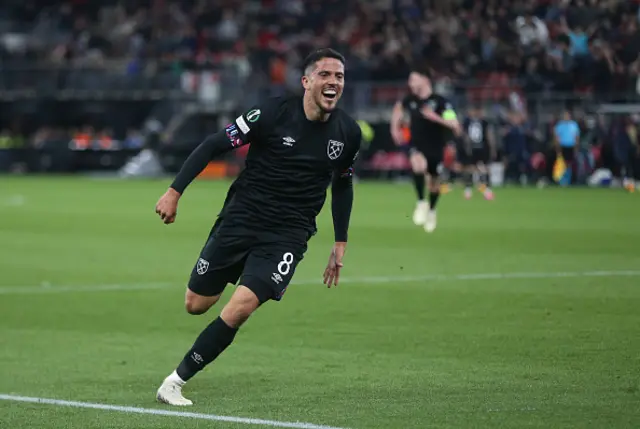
left=478, top=156, right=494, bottom=200
left=156, top=243, right=302, bottom=407
left=425, top=153, right=442, bottom=233
left=409, top=149, right=428, bottom=226
left=463, top=165, right=474, bottom=199
left=157, top=285, right=260, bottom=406
left=181, top=220, right=233, bottom=316
left=459, top=149, right=474, bottom=199
left=184, top=289, right=222, bottom=315
left=156, top=230, right=244, bottom=406
left=176, top=286, right=259, bottom=380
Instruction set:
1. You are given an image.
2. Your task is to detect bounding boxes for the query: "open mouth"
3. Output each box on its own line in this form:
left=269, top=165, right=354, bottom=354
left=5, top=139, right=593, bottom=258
left=322, top=88, right=337, bottom=101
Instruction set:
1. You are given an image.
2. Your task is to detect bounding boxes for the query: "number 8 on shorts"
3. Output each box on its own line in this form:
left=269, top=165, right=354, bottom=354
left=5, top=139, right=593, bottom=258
left=277, top=252, right=294, bottom=276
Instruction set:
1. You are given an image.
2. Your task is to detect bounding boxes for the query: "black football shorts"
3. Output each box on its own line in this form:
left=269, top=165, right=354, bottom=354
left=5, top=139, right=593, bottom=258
left=410, top=142, right=444, bottom=177
left=471, top=148, right=490, bottom=165
left=187, top=219, right=306, bottom=303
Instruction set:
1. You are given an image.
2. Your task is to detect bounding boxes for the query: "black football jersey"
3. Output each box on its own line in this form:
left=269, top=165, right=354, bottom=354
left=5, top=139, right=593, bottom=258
left=464, top=118, right=490, bottom=149
left=219, top=96, right=361, bottom=242
left=402, top=93, right=455, bottom=151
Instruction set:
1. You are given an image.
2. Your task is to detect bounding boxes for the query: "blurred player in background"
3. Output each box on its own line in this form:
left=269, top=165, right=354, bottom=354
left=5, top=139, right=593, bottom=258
left=391, top=70, right=461, bottom=232
left=460, top=105, right=495, bottom=200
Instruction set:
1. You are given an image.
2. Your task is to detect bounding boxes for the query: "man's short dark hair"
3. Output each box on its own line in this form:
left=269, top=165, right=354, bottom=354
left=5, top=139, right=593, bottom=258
left=302, top=48, right=345, bottom=75
left=410, top=68, right=431, bottom=79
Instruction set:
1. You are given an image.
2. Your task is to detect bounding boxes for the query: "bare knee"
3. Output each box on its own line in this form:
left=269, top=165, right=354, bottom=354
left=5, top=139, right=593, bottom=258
left=185, top=290, right=221, bottom=315
left=410, top=154, right=426, bottom=173
left=220, top=286, right=260, bottom=328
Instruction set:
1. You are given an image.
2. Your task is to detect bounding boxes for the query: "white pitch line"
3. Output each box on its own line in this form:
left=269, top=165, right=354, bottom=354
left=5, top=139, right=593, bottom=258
left=2, top=195, right=26, bottom=207
left=0, top=283, right=173, bottom=294
left=0, top=270, right=639, bottom=295
left=0, top=394, right=349, bottom=429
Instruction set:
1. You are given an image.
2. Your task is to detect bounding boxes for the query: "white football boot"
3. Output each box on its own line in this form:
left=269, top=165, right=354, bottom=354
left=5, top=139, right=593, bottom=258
left=412, top=201, right=428, bottom=226
left=156, top=371, right=193, bottom=406
left=424, top=209, right=437, bottom=233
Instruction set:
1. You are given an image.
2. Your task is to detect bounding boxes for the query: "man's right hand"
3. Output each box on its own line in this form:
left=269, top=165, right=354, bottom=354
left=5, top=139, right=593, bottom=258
left=155, top=188, right=181, bottom=224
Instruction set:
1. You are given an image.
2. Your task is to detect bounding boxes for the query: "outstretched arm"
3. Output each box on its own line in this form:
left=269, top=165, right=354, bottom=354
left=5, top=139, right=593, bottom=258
left=171, top=126, right=244, bottom=194
left=155, top=125, right=245, bottom=224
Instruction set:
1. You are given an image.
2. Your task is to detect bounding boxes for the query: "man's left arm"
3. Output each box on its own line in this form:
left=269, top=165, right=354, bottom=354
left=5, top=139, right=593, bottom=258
left=420, top=100, right=462, bottom=136
left=324, top=127, right=361, bottom=288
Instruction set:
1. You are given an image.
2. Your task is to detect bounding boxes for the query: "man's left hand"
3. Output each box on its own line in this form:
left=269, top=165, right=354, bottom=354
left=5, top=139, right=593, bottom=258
left=323, top=242, right=347, bottom=288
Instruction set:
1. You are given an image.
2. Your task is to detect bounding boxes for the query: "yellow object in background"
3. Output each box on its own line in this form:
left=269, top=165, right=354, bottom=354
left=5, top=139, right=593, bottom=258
left=553, top=156, right=566, bottom=183
left=442, top=110, right=457, bottom=121
left=356, top=120, right=375, bottom=144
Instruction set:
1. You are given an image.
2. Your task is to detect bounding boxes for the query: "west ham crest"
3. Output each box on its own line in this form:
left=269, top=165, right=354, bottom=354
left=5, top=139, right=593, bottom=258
left=327, top=140, right=344, bottom=160
left=196, top=258, right=209, bottom=275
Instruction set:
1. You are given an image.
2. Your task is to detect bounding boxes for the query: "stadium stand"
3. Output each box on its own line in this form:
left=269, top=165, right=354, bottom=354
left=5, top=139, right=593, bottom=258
left=0, top=0, right=638, bottom=185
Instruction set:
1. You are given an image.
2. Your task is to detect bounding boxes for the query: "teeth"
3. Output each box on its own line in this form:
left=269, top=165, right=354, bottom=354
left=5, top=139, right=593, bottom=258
left=323, top=89, right=337, bottom=96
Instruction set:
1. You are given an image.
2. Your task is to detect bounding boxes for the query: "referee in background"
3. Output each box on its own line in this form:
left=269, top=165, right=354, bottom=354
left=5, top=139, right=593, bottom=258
left=554, top=110, right=580, bottom=184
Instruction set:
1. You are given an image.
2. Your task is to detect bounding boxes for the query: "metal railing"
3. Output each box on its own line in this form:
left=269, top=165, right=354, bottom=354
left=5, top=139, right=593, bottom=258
left=1, top=64, right=638, bottom=119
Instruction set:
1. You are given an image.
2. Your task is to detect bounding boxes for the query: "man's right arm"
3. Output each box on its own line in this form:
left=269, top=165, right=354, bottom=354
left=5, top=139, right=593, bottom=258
left=170, top=123, right=246, bottom=194
left=171, top=104, right=268, bottom=194
left=155, top=102, right=272, bottom=224
left=390, top=100, right=405, bottom=145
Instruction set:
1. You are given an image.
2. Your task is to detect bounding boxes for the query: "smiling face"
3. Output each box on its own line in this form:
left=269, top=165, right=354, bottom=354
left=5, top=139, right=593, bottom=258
left=302, top=57, right=345, bottom=114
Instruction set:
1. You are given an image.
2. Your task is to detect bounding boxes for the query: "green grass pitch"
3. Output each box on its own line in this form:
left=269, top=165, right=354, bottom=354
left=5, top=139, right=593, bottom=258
left=1, top=176, right=639, bottom=429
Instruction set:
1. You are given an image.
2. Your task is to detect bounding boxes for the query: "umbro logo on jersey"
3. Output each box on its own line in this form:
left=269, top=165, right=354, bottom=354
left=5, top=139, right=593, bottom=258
left=282, top=136, right=296, bottom=147
left=327, top=140, right=344, bottom=160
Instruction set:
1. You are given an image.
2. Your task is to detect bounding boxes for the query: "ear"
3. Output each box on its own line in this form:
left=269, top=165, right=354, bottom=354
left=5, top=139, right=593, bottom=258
left=301, top=74, right=311, bottom=91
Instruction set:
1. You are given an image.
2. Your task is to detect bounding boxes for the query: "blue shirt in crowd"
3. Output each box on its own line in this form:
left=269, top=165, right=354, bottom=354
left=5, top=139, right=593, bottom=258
left=569, top=32, right=589, bottom=56
left=554, top=120, right=580, bottom=148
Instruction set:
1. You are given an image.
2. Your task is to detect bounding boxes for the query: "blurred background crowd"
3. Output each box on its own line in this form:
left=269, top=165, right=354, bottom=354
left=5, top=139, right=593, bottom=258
left=0, top=0, right=639, bottom=186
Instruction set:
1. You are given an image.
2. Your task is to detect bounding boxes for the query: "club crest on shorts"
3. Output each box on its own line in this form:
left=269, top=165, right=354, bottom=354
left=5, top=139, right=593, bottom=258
left=327, top=140, right=344, bottom=160
left=196, top=258, right=209, bottom=275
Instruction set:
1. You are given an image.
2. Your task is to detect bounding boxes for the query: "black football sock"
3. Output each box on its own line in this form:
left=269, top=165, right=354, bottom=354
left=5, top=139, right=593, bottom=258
left=464, top=171, right=473, bottom=188
left=413, top=173, right=426, bottom=201
left=478, top=171, right=486, bottom=185
left=429, top=191, right=440, bottom=210
left=176, top=316, right=238, bottom=382
left=483, top=172, right=491, bottom=188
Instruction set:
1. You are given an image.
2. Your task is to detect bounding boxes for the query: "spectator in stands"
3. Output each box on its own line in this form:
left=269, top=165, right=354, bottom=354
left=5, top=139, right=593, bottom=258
left=590, top=41, right=617, bottom=95
left=516, top=12, right=549, bottom=48
left=610, top=116, right=638, bottom=189
left=124, top=129, right=145, bottom=150
left=502, top=111, right=530, bottom=185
